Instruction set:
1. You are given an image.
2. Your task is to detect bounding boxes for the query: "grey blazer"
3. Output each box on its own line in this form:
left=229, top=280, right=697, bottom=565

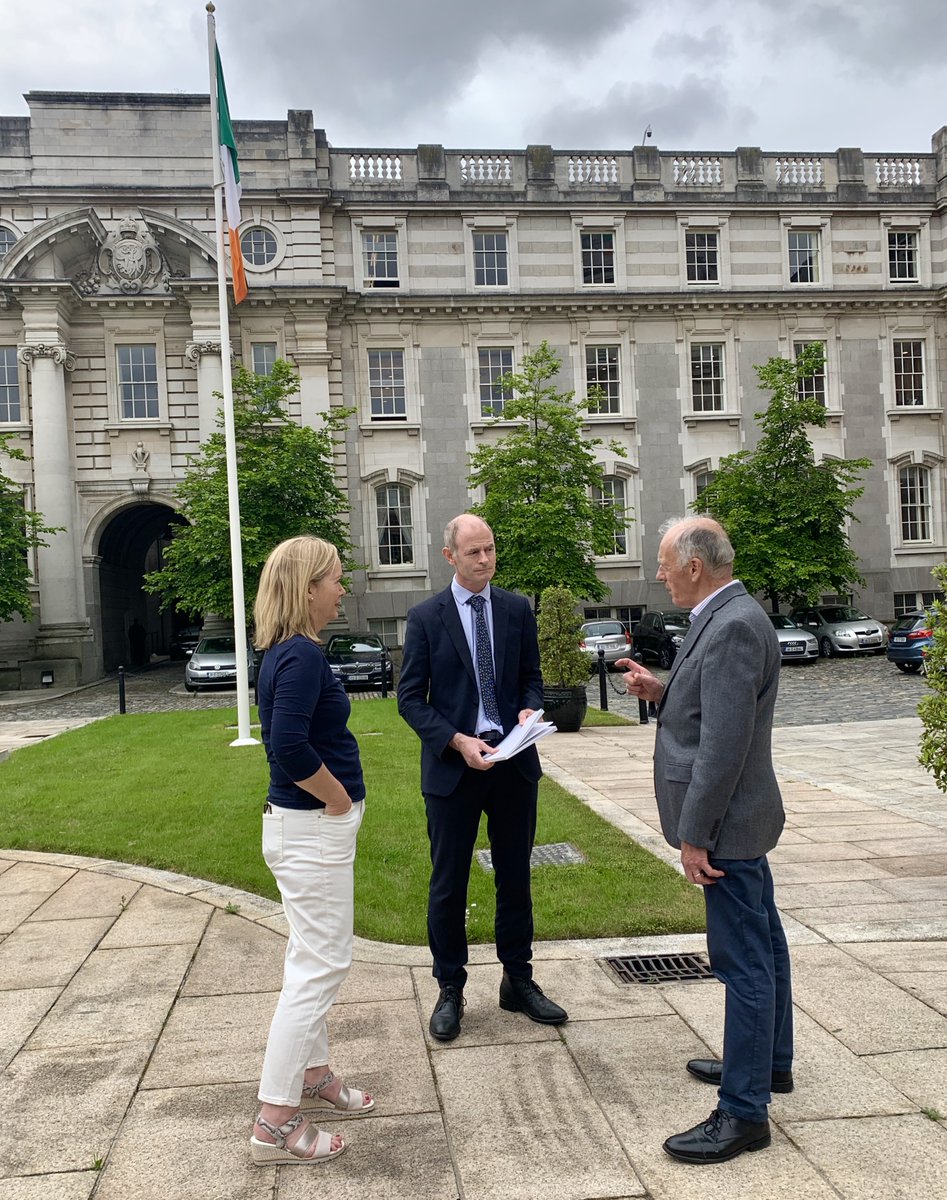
left=653, top=581, right=784, bottom=859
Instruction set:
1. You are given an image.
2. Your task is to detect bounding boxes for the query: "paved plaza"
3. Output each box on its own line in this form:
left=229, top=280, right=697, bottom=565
left=1, top=662, right=946, bottom=1198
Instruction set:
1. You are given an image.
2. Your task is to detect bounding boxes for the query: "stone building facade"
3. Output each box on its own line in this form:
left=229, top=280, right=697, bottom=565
left=1, top=91, right=945, bottom=686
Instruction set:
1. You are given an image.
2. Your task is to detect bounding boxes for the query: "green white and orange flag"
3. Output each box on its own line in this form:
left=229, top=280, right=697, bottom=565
left=215, top=48, right=248, bottom=304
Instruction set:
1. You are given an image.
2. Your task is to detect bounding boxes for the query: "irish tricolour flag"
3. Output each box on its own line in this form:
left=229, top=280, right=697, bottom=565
left=216, top=49, right=248, bottom=304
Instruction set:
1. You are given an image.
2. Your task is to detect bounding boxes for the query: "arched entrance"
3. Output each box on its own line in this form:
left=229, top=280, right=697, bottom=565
left=93, top=501, right=187, bottom=671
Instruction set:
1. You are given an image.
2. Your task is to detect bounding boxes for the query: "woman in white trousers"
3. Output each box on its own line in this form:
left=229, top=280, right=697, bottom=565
left=249, top=536, right=373, bottom=1165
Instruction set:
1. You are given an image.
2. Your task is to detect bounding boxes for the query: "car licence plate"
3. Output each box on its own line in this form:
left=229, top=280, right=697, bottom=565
left=893, top=636, right=907, bottom=644
left=784, top=641, right=804, bottom=652
left=206, top=670, right=231, bottom=680
left=348, top=673, right=370, bottom=682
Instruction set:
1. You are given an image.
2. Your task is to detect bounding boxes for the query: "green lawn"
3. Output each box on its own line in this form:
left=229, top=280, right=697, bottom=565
left=0, top=701, right=703, bottom=944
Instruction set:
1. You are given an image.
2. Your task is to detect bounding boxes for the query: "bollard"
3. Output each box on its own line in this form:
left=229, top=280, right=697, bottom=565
left=381, top=652, right=389, bottom=699
left=118, top=665, right=127, bottom=714
left=597, top=646, right=608, bottom=711
left=633, top=650, right=648, bottom=725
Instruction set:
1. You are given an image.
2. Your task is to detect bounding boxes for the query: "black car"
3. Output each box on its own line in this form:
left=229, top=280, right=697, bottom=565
left=324, top=633, right=394, bottom=691
left=634, top=610, right=691, bottom=669
left=169, top=624, right=203, bottom=660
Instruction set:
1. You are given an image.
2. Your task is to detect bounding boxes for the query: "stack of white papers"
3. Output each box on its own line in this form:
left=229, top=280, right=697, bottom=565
left=483, top=708, right=557, bottom=762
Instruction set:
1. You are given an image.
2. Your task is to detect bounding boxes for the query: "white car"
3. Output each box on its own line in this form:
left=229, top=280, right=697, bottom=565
left=768, top=614, right=819, bottom=662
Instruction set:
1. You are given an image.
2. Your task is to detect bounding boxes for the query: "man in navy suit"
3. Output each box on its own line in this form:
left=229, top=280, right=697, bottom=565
left=621, top=517, right=792, bottom=1165
left=397, top=513, right=568, bottom=1040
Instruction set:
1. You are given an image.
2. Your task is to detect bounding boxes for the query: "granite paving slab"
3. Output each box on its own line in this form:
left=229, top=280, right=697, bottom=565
left=0, top=1175, right=97, bottom=1200
left=414, top=966, right=561, bottom=1049
left=0, top=987, right=59, bottom=1070
left=141, top=991, right=275, bottom=1090
left=0, top=917, right=114, bottom=991
left=98, top=884, right=212, bottom=949
left=862, top=1047, right=947, bottom=1115
left=25, top=871, right=137, bottom=922
left=180, top=908, right=285, bottom=996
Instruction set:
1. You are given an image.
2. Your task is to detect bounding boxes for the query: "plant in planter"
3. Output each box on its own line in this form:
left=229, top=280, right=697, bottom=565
left=536, top=586, right=589, bottom=732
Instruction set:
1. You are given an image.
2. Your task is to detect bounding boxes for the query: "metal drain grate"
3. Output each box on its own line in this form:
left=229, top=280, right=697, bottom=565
left=476, top=842, right=587, bottom=873
left=603, top=953, right=715, bottom=985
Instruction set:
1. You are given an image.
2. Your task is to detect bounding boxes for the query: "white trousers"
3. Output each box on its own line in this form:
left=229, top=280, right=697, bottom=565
left=257, top=801, right=364, bottom=1106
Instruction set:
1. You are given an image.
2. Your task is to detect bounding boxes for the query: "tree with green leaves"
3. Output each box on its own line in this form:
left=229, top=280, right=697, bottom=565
left=697, top=344, right=871, bottom=611
left=144, top=360, right=353, bottom=624
left=918, top=564, right=947, bottom=790
left=468, top=341, right=627, bottom=606
left=0, top=435, right=62, bottom=623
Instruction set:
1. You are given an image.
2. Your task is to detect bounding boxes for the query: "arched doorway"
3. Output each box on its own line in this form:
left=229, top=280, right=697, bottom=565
left=94, top=501, right=187, bottom=671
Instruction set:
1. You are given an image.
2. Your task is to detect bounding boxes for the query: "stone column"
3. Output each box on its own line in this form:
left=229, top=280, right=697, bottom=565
left=185, top=340, right=225, bottom=443
left=18, top=338, right=93, bottom=684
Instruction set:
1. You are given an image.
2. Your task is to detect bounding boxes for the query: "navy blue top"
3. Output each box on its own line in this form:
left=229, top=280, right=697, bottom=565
left=257, top=634, right=365, bottom=810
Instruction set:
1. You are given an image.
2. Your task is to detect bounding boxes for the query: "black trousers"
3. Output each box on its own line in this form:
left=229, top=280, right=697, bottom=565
left=424, top=760, right=537, bottom=989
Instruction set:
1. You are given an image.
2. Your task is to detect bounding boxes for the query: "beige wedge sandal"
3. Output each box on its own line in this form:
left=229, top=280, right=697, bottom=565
left=250, top=1112, right=345, bottom=1165
left=301, top=1068, right=375, bottom=1115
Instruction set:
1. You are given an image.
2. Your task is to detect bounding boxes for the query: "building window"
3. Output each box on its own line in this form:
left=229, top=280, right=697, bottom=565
left=478, top=347, right=514, bottom=417
left=888, top=230, right=918, bottom=282
left=0, top=227, right=17, bottom=260
left=362, top=231, right=399, bottom=288
left=788, top=230, right=820, bottom=284
left=117, top=344, right=159, bottom=420
left=585, top=345, right=620, bottom=414
left=592, top=475, right=628, bottom=555
left=581, top=231, right=615, bottom=285
left=690, top=344, right=724, bottom=411
left=685, top=231, right=719, bottom=283
left=251, top=342, right=277, bottom=376
left=794, top=340, right=826, bottom=405
left=367, top=617, right=401, bottom=648
left=0, top=347, right=20, bottom=421
left=899, top=464, right=931, bottom=541
left=240, top=226, right=278, bottom=266
left=695, top=469, right=716, bottom=503
left=473, top=231, right=509, bottom=287
left=583, top=606, right=611, bottom=620
left=616, top=605, right=644, bottom=631
left=893, top=340, right=925, bottom=406
left=368, top=350, right=406, bottom=420
left=376, top=482, right=413, bottom=565
left=894, top=590, right=943, bottom=618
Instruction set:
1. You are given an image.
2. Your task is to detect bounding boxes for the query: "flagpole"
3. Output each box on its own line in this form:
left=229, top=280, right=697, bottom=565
left=206, top=2, right=257, bottom=747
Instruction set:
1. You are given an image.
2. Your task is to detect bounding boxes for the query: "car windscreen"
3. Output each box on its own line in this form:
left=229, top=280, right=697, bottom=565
left=195, top=638, right=235, bottom=654
left=582, top=623, right=623, bottom=637
left=891, top=615, right=928, bottom=633
left=328, top=638, right=383, bottom=655
left=769, top=615, right=796, bottom=629
left=819, top=607, right=867, bottom=622
left=663, top=614, right=691, bottom=632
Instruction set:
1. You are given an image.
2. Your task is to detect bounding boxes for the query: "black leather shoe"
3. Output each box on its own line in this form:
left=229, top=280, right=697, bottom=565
left=663, top=1108, right=771, bottom=1164
left=429, top=985, right=464, bottom=1041
left=498, top=972, right=568, bottom=1024
left=686, top=1058, right=794, bottom=1094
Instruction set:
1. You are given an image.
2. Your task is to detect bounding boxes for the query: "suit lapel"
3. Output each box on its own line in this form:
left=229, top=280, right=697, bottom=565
left=490, top=588, right=510, bottom=683
left=658, top=583, right=747, bottom=709
left=438, top=588, right=477, bottom=686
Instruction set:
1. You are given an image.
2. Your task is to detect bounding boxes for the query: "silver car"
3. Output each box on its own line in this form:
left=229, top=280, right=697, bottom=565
left=184, top=636, right=259, bottom=692
left=768, top=613, right=819, bottom=662
left=579, top=620, right=631, bottom=670
left=789, top=606, right=889, bottom=658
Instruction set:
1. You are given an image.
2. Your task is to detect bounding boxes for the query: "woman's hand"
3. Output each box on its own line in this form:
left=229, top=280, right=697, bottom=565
left=324, top=795, right=353, bottom=816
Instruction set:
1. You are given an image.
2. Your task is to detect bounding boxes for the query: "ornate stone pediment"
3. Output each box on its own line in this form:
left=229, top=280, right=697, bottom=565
left=75, top=216, right=171, bottom=296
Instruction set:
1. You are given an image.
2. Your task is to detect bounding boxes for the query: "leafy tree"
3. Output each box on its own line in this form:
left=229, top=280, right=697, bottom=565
left=918, top=564, right=947, bottom=790
left=697, top=344, right=871, bottom=611
left=468, top=341, right=627, bottom=605
left=0, top=435, right=62, bottom=622
left=145, top=360, right=353, bottom=623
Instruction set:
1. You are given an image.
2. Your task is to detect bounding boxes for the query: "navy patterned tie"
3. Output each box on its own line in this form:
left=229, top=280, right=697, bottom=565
left=468, top=594, right=502, bottom=729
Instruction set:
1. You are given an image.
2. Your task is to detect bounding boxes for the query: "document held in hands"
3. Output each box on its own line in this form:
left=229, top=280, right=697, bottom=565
left=482, top=708, right=557, bottom=762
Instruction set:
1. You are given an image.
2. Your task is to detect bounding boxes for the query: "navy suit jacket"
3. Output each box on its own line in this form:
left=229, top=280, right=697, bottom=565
left=397, top=584, right=544, bottom=797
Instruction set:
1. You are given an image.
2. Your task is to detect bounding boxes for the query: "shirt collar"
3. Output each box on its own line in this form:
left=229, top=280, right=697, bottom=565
left=451, top=578, right=492, bottom=606
left=690, top=579, right=740, bottom=619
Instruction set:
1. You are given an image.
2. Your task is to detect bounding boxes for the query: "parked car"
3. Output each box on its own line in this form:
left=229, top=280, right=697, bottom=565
left=767, top=613, right=819, bottom=662
left=579, top=619, right=632, bottom=670
left=169, top=624, right=203, bottom=660
left=634, top=610, right=691, bottom=669
left=886, top=611, right=933, bottom=674
left=324, top=632, right=394, bottom=691
left=789, top=606, right=889, bottom=658
left=184, top=636, right=258, bottom=692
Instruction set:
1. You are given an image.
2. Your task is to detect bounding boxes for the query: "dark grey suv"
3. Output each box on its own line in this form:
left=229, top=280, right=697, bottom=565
left=634, top=611, right=691, bottom=669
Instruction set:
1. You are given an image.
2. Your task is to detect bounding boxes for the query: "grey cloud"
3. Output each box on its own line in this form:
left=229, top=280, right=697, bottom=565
left=652, top=25, right=731, bottom=67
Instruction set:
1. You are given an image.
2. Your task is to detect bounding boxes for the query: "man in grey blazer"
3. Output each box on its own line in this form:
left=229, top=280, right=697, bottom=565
left=620, top=517, right=792, bottom=1165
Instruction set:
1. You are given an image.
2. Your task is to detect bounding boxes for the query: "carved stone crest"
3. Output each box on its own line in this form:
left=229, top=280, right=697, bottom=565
left=75, top=217, right=170, bottom=296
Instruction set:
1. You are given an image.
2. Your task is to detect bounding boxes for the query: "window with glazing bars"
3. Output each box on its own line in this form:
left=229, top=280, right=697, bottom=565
left=581, top=231, right=615, bottom=285
left=788, top=230, right=820, bottom=283
left=117, top=344, right=159, bottom=419
left=585, top=346, right=620, bottom=413
left=794, top=341, right=826, bottom=405
left=685, top=232, right=718, bottom=283
left=362, top=231, right=399, bottom=287
left=251, top=342, right=277, bottom=376
left=376, top=482, right=413, bottom=564
left=888, top=231, right=918, bottom=282
left=894, top=340, right=924, bottom=405
left=592, top=476, right=627, bottom=554
left=690, top=344, right=724, bottom=411
left=368, top=350, right=406, bottom=419
left=899, top=465, right=930, bottom=541
left=695, top=469, right=716, bottom=502
left=473, top=231, right=508, bottom=286
left=0, top=347, right=20, bottom=421
left=478, top=348, right=514, bottom=416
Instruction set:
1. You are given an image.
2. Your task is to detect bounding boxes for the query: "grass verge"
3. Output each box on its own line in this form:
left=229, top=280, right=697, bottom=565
left=0, top=701, right=703, bottom=943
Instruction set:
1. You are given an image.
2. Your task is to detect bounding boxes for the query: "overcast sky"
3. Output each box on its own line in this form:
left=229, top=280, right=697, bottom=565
left=5, top=0, right=947, bottom=153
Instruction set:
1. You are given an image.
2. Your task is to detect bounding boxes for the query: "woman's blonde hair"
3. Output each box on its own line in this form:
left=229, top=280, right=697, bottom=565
left=254, top=536, right=340, bottom=648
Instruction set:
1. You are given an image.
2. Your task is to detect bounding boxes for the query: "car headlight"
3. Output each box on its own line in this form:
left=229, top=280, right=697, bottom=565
left=671, top=635, right=684, bottom=647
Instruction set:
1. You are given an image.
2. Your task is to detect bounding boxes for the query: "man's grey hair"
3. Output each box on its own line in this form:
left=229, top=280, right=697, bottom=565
left=660, top=516, right=734, bottom=576
left=443, top=513, right=491, bottom=554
